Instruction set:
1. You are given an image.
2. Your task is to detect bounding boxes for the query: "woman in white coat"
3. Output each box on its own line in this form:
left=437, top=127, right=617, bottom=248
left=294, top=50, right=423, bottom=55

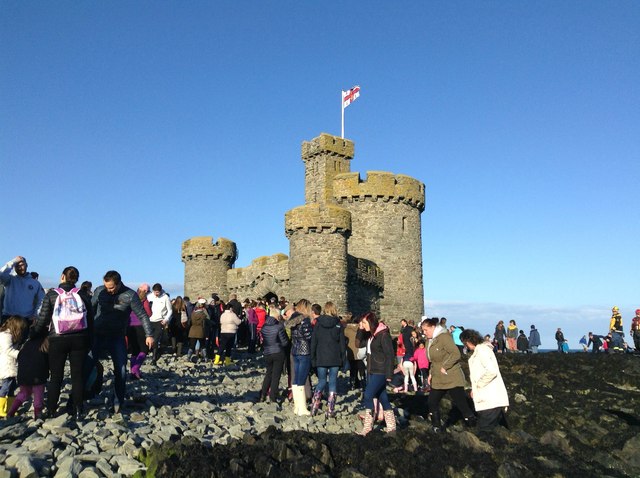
left=460, top=329, right=509, bottom=432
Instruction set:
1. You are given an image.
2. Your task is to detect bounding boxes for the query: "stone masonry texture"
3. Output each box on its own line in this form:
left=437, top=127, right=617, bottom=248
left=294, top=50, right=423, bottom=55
left=182, top=133, right=425, bottom=331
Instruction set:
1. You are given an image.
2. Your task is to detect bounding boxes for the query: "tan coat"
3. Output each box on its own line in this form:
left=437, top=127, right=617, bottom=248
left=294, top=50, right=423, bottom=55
left=188, top=309, right=209, bottom=339
left=344, top=323, right=359, bottom=361
left=428, top=327, right=465, bottom=389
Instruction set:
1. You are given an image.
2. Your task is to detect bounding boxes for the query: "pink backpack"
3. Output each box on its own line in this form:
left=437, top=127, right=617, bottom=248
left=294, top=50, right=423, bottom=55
left=52, top=288, right=88, bottom=334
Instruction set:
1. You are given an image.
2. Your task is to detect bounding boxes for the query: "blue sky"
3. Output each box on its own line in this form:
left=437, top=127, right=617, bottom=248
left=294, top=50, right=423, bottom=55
left=2, top=2, right=639, bottom=348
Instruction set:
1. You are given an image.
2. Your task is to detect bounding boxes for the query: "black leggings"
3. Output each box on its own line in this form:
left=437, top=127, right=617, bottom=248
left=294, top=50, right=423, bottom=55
left=150, top=322, right=165, bottom=362
left=428, top=386, right=474, bottom=421
left=218, top=333, right=236, bottom=359
left=261, top=352, right=285, bottom=400
left=127, top=326, right=148, bottom=356
left=48, top=334, right=89, bottom=412
left=349, top=359, right=366, bottom=386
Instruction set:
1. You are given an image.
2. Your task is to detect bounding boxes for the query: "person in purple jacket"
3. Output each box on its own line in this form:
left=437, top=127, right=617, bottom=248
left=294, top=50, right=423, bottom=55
left=127, top=284, right=152, bottom=380
left=245, top=300, right=259, bottom=354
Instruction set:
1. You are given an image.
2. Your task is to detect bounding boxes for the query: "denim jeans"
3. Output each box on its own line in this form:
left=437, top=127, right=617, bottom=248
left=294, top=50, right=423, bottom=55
left=363, top=373, right=391, bottom=411
left=293, top=354, right=311, bottom=386
left=315, top=366, right=339, bottom=394
left=91, top=334, right=128, bottom=405
left=611, top=332, right=623, bottom=350
left=0, top=377, right=17, bottom=397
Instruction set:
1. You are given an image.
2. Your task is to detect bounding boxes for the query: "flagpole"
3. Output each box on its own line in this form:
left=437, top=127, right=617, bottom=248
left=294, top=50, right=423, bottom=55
left=341, top=90, right=345, bottom=138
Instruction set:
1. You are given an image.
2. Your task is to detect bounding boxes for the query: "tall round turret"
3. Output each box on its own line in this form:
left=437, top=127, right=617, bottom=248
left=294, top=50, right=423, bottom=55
left=181, top=236, right=237, bottom=300
left=333, top=171, right=426, bottom=329
left=285, top=204, right=351, bottom=314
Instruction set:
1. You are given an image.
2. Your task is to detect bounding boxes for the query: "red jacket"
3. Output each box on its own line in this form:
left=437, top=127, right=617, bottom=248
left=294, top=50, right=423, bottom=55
left=255, top=307, right=267, bottom=333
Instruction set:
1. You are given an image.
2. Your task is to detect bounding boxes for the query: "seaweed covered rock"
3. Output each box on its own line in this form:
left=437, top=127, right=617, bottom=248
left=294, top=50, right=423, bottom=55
left=149, top=353, right=640, bottom=477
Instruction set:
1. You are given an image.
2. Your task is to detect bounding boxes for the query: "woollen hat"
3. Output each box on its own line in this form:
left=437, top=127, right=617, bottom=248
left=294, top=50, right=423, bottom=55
left=636, top=309, right=640, bottom=316
left=197, top=298, right=207, bottom=304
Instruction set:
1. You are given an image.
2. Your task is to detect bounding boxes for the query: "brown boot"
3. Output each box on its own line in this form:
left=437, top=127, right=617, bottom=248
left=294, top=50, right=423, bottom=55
left=357, top=409, right=374, bottom=436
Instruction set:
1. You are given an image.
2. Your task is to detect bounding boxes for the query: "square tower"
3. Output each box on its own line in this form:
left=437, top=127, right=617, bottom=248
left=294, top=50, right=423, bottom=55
left=301, top=133, right=354, bottom=206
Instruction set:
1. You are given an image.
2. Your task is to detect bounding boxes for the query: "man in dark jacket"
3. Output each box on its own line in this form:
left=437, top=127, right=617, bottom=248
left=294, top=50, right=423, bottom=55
left=517, top=330, right=530, bottom=353
left=555, top=328, right=565, bottom=353
left=227, top=294, right=243, bottom=318
left=91, top=270, right=154, bottom=413
left=588, top=332, right=603, bottom=353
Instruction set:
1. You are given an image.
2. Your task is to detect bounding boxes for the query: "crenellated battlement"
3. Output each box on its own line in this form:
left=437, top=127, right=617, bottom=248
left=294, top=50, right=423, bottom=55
left=181, top=236, right=238, bottom=262
left=284, top=204, right=351, bottom=237
left=333, top=171, right=425, bottom=211
left=227, top=253, right=288, bottom=281
left=302, top=133, right=354, bottom=161
left=227, top=253, right=289, bottom=291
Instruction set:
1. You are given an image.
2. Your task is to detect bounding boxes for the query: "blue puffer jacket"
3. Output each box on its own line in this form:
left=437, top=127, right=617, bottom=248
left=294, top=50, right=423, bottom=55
left=261, top=315, right=289, bottom=356
left=92, top=284, right=153, bottom=338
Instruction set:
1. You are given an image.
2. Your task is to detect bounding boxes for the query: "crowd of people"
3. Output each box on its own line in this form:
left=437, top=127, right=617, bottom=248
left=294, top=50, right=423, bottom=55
left=1, top=255, right=638, bottom=438
left=489, top=309, right=639, bottom=355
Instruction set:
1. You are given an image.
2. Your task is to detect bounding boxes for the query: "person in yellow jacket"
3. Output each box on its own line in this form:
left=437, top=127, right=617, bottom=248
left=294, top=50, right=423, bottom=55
left=609, top=306, right=624, bottom=352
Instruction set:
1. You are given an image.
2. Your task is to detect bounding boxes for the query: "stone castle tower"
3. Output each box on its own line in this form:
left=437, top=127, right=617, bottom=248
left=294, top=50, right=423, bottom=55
left=182, top=133, right=425, bottom=329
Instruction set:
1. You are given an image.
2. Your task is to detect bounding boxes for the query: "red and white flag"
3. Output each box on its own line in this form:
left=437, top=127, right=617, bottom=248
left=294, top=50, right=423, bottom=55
left=342, top=86, right=361, bottom=109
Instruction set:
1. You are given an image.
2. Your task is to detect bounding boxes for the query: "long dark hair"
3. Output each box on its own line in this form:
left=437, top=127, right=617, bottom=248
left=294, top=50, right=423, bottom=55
left=62, top=266, right=79, bottom=285
left=173, top=296, right=185, bottom=313
left=362, top=311, right=379, bottom=332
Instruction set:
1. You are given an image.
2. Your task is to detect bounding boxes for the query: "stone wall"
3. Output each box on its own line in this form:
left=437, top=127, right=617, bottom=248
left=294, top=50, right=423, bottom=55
left=285, top=204, right=350, bottom=314
left=227, top=253, right=290, bottom=300
left=181, top=133, right=426, bottom=327
left=334, top=172, right=425, bottom=329
left=181, top=237, right=237, bottom=300
left=302, top=133, right=353, bottom=206
left=347, top=255, right=383, bottom=319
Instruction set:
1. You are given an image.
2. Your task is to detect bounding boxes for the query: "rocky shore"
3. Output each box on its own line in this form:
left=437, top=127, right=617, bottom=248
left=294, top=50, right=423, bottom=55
left=1, top=351, right=639, bottom=477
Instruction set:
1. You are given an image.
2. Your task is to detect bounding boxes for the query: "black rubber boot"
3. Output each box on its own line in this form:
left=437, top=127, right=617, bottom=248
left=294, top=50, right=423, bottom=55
left=431, top=411, right=443, bottom=433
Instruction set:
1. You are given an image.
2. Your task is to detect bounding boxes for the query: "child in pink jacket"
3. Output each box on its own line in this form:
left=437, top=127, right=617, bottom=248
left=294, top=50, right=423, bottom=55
left=412, top=340, right=430, bottom=391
